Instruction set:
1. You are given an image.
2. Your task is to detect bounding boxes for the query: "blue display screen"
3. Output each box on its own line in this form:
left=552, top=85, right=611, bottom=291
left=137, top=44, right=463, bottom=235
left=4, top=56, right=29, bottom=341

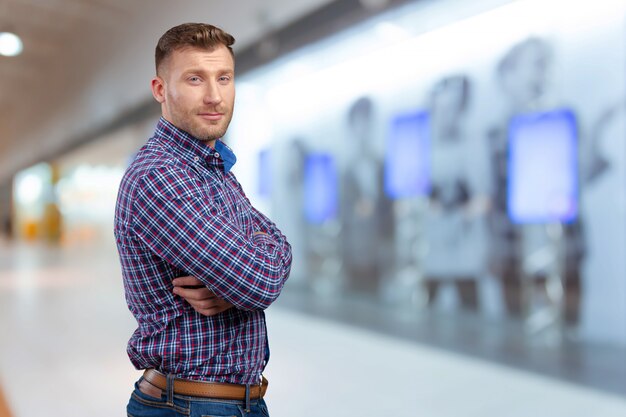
left=507, top=109, right=578, bottom=223
left=384, top=110, right=431, bottom=198
left=258, top=149, right=272, bottom=198
left=304, top=153, right=338, bottom=224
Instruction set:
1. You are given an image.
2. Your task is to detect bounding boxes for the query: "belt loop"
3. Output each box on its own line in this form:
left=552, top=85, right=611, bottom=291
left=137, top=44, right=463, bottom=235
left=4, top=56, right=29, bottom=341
left=166, top=373, right=175, bottom=405
left=244, top=384, right=251, bottom=413
left=260, top=374, right=265, bottom=397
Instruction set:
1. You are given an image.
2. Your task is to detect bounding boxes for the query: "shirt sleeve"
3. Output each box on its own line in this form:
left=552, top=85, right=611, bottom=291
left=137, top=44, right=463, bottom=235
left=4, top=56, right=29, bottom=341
left=132, top=164, right=292, bottom=311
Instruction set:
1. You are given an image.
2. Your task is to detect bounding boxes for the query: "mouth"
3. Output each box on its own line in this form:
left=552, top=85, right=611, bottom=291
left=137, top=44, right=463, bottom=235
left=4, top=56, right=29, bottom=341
left=198, top=112, right=224, bottom=121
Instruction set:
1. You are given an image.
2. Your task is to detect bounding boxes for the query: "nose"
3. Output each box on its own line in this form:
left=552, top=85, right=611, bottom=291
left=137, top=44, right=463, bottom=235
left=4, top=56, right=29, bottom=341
left=203, top=80, right=222, bottom=106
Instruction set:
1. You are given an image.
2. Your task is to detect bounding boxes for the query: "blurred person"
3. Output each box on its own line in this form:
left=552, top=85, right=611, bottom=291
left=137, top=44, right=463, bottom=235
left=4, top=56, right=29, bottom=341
left=301, top=150, right=344, bottom=296
left=340, top=96, right=394, bottom=297
left=423, top=75, right=486, bottom=311
left=278, top=137, right=340, bottom=295
left=487, top=37, right=584, bottom=323
left=114, top=23, right=292, bottom=417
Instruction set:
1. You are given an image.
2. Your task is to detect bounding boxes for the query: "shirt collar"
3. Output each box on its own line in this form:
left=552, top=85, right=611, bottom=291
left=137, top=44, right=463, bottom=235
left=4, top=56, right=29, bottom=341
left=154, top=117, right=237, bottom=173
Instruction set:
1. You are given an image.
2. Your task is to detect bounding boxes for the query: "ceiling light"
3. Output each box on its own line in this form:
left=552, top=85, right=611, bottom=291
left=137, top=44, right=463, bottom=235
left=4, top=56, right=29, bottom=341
left=0, top=32, right=23, bottom=57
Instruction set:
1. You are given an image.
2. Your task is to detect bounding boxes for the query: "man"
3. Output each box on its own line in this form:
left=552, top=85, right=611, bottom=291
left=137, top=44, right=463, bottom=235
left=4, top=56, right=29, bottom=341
left=487, top=37, right=583, bottom=321
left=340, top=96, right=394, bottom=297
left=422, top=75, right=484, bottom=311
left=114, top=23, right=292, bottom=417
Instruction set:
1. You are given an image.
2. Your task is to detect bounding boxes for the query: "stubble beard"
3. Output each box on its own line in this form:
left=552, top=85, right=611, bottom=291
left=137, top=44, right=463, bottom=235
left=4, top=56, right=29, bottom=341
left=174, top=107, right=233, bottom=143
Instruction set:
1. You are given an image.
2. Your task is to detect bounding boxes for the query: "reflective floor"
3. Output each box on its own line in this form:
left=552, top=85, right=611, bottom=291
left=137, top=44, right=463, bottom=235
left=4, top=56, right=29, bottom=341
left=1, top=239, right=626, bottom=417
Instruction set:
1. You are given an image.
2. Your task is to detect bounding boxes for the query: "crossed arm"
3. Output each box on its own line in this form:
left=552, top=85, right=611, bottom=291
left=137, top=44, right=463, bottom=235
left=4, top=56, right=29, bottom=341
left=174, top=233, right=270, bottom=317
left=135, top=166, right=292, bottom=314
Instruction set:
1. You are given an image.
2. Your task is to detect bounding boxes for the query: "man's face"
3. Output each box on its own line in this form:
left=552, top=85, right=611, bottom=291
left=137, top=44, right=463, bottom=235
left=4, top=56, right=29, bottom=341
left=432, top=83, right=465, bottom=134
left=502, top=45, right=549, bottom=108
left=151, top=45, right=235, bottom=144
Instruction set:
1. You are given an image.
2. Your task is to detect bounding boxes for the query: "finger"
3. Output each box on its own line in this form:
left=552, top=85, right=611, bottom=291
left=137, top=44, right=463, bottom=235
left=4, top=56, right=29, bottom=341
left=188, top=295, right=229, bottom=309
left=196, top=304, right=233, bottom=317
left=172, top=276, right=205, bottom=287
left=173, top=286, right=216, bottom=301
left=188, top=298, right=232, bottom=312
left=196, top=298, right=224, bottom=310
left=190, top=301, right=225, bottom=315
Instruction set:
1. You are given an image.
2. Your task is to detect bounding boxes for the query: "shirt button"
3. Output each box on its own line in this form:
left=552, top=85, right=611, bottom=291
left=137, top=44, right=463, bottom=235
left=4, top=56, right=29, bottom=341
left=194, top=156, right=200, bottom=162
left=214, top=152, right=220, bottom=159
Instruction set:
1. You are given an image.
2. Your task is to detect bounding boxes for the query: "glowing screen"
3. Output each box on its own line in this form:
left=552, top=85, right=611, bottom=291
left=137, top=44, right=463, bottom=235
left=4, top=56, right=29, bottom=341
left=385, top=111, right=431, bottom=198
left=508, top=109, right=578, bottom=223
left=304, top=153, right=338, bottom=224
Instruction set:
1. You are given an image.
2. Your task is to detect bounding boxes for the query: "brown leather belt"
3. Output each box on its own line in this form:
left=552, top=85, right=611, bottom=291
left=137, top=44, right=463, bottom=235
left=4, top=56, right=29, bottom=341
left=142, top=369, right=268, bottom=400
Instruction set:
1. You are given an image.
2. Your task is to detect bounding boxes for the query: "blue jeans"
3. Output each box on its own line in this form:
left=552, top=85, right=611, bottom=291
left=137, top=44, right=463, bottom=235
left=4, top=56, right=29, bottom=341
left=127, top=378, right=270, bottom=417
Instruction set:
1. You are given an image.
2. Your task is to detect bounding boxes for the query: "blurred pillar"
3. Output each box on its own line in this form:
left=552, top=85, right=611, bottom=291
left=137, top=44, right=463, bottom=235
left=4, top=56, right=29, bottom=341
left=41, top=162, right=63, bottom=244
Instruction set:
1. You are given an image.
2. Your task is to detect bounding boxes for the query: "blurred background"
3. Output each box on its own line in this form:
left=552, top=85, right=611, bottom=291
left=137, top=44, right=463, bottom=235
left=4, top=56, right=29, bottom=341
left=1, top=0, right=626, bottom=416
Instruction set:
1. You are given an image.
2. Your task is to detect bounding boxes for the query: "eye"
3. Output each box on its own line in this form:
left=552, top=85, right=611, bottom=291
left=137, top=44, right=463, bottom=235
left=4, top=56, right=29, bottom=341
left=188, top=76, right=202, bottom=84
left=218, top=75, right=232, bottom=84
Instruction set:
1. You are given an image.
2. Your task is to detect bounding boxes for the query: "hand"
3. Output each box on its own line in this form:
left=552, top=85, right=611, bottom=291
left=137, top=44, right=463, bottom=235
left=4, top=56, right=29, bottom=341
left=172, top=276, right=234, bottom=317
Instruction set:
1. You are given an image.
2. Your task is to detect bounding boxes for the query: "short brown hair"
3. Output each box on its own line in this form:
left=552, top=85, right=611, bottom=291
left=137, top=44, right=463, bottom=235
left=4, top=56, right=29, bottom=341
left=155, top=23, right=235, bottom=74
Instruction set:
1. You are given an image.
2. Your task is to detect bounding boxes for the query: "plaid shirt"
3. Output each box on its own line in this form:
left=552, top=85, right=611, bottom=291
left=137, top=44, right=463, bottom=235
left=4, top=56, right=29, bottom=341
left=114, top=117, right=292, bottom=384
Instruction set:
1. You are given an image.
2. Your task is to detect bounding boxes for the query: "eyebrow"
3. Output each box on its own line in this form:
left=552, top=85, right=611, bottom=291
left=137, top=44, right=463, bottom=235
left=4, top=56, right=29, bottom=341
left=181, top=67, right=234, bottom=77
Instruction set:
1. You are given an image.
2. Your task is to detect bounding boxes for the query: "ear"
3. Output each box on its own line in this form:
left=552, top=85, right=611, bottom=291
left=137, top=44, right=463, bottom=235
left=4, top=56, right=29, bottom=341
left=151, top=76, right=166, bottom=103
